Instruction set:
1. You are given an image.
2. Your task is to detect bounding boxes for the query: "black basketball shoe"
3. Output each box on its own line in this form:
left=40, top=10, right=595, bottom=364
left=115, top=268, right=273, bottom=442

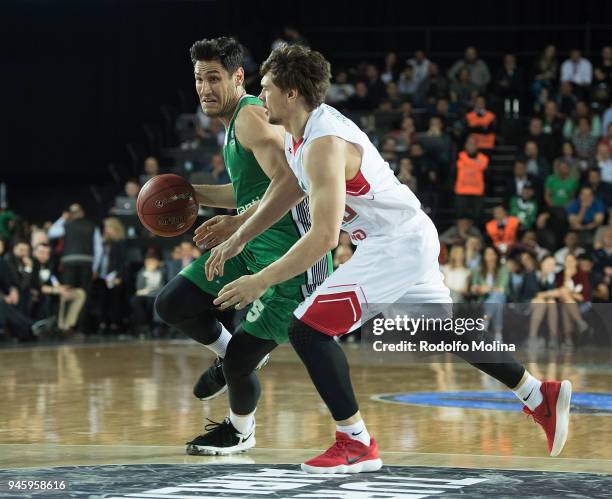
left=193, top=354, right=270, bottom=400
left=186, top=417, right=255, bottom=455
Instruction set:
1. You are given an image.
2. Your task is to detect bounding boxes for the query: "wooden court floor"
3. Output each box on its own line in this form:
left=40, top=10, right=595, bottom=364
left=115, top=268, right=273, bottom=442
left=1, top=339, right=611, bottom=475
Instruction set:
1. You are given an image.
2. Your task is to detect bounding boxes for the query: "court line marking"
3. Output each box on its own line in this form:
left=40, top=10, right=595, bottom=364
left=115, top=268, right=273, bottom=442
left=0, top=443, right=609, bottom=462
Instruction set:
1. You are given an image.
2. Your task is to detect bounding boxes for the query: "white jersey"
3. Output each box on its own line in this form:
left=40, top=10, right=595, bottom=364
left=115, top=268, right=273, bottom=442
left=284, top=104, right=423, bottom=244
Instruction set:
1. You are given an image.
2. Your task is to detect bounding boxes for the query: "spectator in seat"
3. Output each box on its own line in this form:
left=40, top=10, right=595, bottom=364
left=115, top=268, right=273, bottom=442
left=409, top=142, right=439, bottom=217
left=131, top=253, right=165, bottom=334
left=555, top=253, right=590, bottom=348
left=531, top=45, right=558, bottom=102
left=528, top=255, right=561, bottom=348
left=494, top=54, right=523, bottom=116
left=381, top=82, right=402, bottom=110
left=556, top=81, right=578, bottom=118
left=442, top=245, right=471, bottom=303
left=470, top=246, right=508, bottom=341
left=416, top=62, right=449, bottom=106
left=567, top=185, right=606, bottom=246
left=454, top=135, right=488, bottom=222
left=563, top=100, right=602, bottom=139
left=594, top=142, right=612, bottom=184
left=599, top=46, right=612, bottom=81
left=603, top=106, right=612, bottom=140
left=94, top=217, right=127, bottom=333
left=464, top=235, right=482, bottom=271
left=364, top=64, right=385, bottom=105
left=326, top=70, right=355, bottom=106
left=557, top=141, right=582, bottom=180
left=522, top=140, right=550, bottom=181
left=48, top=205, right=102, bottom=300
left=505, top=159, right=539, bottom=204
left=525, top=117, right=557, bottom=163
left=396, top=157, right=417, bottom=193
left=166, top=241, right=198, bottom=280
left=140, top=157, right=159, bottom=186
left=506, top=252, right=538, bottom=304
left=380, top=52, right=399, bottom=85
left=590, top=66, right=611, bottom=111
left=109, top=179, right=140, bottom=215
left=416, top=115, right=452, bottom=167
left=450, top=68, right=478, bottom=112
left=537, top=159, right=577, bottom=250
left=578, top=254, right=609, bottom=303
left=541, top=100, right=564, bottom=142
left=389, top=117, right=415, bottom=152
left=30, top=243, right=56, bottom=321
left=585, top=167, right=612, bottom=208
left=486, top=205, right=520, bottom=255
left=571, top=117, right=599, bottom=162
left=407, top=50, right=430, bottom=85
left=553, top=231, right=585, bottom=270
left=343, top=81, right=373, bottom=111
left=379, top=137, right=399, bottom=172
left=397, top=65, right=418, bottom=101
left=545, top=158, right=578, bottom=212
left=520, top=230, right=550, bottom=262
left=518, top=252, right=540, bottom=301
left=0, top=242, right=55, bottom=341
left=31, top=243, right=86, bottom=333
left=592, top=227, right=612, bottom=295
left=440, top=217, right=482, bottom=248
left=448, top=46, right=491, bottom=92
left=560, top=49, right=593, bottom=90
left=510, top=182, right=538, bottom=231
left=4, top=241, right=33, bottom=316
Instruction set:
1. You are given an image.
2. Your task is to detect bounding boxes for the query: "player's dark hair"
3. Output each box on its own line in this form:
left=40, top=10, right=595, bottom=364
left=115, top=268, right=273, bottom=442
left=190, top=36, right=244, bottom=75
left=260, top=43, right=331, bottom=109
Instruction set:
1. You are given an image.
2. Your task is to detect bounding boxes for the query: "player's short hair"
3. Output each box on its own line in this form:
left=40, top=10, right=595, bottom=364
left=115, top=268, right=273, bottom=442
left=260, top=44, right=331, bottom=109
left=189, top=36, right=244, bottom=75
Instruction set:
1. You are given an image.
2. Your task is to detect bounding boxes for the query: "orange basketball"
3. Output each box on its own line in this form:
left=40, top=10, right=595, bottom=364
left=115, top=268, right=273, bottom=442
left=137, top=174, right=198, bottom=237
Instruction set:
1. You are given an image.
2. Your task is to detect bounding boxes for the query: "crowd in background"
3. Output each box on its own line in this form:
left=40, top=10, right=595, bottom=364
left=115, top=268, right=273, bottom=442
left=1, top=36, right=611, bottom=349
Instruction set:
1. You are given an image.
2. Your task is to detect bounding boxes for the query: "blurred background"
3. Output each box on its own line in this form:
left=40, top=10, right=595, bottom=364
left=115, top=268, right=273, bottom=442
left=1, top=0, right=611, bottom=345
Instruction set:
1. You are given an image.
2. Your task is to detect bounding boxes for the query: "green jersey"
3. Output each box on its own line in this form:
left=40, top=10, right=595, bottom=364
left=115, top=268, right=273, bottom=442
left=509, top=196, right=538, bottom=230
left=223, top=95, right=332, bottom=296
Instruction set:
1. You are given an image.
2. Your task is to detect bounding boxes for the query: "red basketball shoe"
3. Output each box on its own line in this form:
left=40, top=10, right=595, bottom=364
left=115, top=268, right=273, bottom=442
left=301, top=432, right=383, bottom=474
left=523, top=380, right=572, bottom=457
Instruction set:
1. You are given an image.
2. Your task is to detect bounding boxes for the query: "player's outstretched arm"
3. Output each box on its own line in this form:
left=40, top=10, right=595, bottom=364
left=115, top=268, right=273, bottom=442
left=192, top=183, right=236, bottom=209
left=213, top=137, right=345, bottom=310
left=233, top=105, right=305, bottom=244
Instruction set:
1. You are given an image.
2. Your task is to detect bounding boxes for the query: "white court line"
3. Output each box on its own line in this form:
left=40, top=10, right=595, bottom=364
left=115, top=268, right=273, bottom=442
left=0, top=443, right=609, bottom=462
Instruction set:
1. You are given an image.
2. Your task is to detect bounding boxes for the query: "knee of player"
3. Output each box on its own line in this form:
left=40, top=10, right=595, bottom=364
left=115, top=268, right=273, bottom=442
left=154, top=284, right=181, bottom=325
left=222, top=352, right=251, bottom=381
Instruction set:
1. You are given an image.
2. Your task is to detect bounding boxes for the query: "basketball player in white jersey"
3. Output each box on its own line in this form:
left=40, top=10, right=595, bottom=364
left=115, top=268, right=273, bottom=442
left=206, top=44, right=572, bottom=474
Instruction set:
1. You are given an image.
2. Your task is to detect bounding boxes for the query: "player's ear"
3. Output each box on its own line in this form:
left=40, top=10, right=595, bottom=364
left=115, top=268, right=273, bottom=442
left=287, top=88, right=298, bottom=102
left=234, top=67, right=245, bottom=87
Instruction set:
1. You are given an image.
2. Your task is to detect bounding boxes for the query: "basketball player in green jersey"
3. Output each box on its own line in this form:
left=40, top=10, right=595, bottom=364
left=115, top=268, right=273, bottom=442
left=154, top=37, right=331, bottom=455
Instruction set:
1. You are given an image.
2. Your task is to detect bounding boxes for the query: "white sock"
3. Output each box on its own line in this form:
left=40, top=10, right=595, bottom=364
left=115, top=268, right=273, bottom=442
left=206, top=324, right=232, bottom=357
left=513, top=372, right=543, bottom=411
left=336, top=420, right=370, bottom=446
left=230, top=409, right=255, bottom=435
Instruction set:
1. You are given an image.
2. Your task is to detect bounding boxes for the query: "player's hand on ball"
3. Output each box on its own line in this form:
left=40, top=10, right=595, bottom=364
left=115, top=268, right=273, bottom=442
left=193, top=215, right=242, bottom=249
left=214, top=274, right=267, bottom=310
left=205, top=234, right=246, bottom=281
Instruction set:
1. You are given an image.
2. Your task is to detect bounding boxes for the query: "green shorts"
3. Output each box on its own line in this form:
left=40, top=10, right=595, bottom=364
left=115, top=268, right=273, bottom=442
left=180, top=247, right=304, bottom=344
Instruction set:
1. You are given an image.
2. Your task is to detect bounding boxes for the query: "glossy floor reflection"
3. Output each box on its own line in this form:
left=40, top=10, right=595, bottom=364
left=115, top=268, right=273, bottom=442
left=1, top=339, right=611, bottom=474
